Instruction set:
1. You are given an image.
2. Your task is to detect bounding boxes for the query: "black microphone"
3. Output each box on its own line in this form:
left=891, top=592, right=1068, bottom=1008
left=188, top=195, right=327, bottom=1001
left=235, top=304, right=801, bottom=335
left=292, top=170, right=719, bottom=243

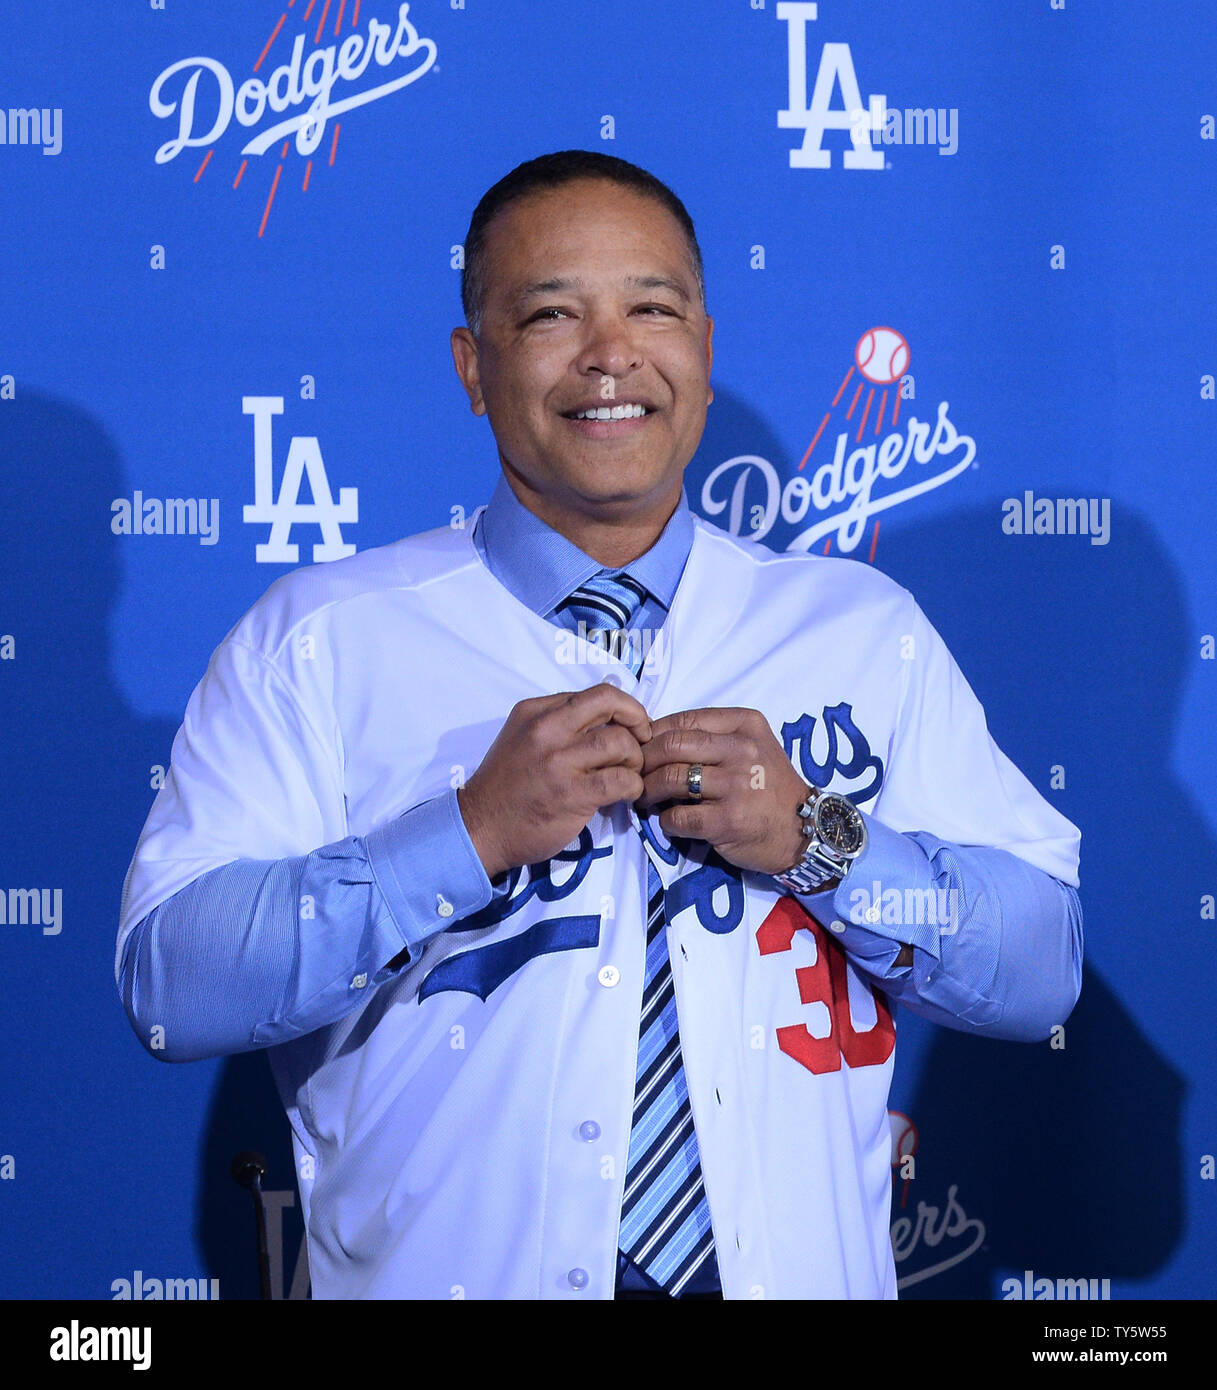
left=230, top=1150, right=272, bottom=1300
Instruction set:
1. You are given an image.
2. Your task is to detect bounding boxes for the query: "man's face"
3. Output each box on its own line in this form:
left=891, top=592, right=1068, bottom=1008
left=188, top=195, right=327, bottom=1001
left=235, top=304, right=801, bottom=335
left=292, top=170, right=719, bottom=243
left=451, top=178, right=713, bottom=528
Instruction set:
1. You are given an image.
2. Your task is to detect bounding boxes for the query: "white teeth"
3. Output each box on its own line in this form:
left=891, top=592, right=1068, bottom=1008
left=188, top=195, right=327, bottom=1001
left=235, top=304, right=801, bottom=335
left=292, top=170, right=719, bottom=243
left=572, top=404, right=648, bottom=420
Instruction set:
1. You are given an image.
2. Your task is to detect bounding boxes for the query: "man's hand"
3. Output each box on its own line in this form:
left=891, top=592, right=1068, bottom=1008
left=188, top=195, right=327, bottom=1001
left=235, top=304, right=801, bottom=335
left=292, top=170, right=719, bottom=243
left=636, top=707, right=810, bottom=876
left=458, top=683, right=651, bottom=881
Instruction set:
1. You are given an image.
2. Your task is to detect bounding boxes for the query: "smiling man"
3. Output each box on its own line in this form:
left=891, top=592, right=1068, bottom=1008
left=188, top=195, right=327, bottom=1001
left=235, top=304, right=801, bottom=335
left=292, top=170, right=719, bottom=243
left=117, top=150, right=1083, bottom=1301
left=449, top=174, right=712, bottom=568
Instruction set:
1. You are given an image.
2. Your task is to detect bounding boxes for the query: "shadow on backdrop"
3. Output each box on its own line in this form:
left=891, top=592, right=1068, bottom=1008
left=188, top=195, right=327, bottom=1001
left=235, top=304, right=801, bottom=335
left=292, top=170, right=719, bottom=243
left=0, top=391, right=300, bottom=1299
left=877, top=499, right=1193, bottom=1298
left=0, top=392, right=250, bottom=1296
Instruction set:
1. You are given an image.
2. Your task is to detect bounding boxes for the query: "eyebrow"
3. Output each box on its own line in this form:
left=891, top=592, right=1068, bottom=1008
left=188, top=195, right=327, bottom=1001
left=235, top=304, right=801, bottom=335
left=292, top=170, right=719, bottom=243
left=507, top=274, right=691, bottom=314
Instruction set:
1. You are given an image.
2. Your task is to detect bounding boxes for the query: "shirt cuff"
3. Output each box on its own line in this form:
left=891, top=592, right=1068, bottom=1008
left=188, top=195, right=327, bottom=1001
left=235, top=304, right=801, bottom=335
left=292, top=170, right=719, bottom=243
left=364, top=787, right=505, bottom=963
left=769, top=812, right=939, bottom=977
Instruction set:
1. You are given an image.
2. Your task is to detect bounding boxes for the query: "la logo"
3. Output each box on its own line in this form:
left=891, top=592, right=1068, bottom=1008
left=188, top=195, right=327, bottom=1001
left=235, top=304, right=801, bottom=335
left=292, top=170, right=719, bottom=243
left=242, top=396, right=358, bottom=563
left=776, top=2, right=886, bottom=169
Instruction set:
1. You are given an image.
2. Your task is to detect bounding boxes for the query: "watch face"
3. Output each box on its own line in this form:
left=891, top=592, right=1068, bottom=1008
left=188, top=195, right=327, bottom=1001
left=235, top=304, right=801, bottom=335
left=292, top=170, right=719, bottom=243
left=814, top=795, right=866, bottom=856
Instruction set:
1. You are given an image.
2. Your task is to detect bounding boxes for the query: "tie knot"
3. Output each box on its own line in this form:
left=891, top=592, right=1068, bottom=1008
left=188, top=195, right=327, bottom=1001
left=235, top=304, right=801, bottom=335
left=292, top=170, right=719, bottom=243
left=560, top=570, right=648, bottom=630
left=555, top=570, right=649, bottom=673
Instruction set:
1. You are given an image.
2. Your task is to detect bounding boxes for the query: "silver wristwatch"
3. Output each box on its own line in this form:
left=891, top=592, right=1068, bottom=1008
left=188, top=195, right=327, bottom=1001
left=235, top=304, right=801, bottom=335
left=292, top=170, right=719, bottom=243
left=772, top=784, right=868, bottom=894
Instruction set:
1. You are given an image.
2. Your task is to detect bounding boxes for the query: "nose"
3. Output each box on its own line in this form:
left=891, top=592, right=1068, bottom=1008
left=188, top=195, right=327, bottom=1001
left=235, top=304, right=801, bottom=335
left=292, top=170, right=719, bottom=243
left=575, top=307, right=643, bottom=384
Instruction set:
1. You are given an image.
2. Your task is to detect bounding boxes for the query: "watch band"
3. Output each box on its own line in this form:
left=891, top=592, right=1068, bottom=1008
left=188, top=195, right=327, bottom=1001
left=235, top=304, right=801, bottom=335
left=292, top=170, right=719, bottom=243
left=772, top=786, right=866, bottom=895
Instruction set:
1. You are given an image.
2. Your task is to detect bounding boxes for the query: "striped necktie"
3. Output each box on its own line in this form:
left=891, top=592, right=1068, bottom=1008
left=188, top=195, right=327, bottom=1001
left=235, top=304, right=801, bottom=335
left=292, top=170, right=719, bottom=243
left=555, top=572, right=651, bottom=672
left=553, top=571, right=719, bottom=1296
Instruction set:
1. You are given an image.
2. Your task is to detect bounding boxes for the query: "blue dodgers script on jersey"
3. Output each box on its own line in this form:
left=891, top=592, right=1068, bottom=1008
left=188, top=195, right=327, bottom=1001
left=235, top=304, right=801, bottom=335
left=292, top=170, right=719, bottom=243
left=417, top=827, right=611, bottom=1002
left=417, top=703, right=884, bottom=1000
left=641, top=809, right=746, bottom=935
left=781, top=701, right=884, bottom=805
left=417, top=915, right=604, bottom=1002
left=417, top=825, right=747, bottom=1002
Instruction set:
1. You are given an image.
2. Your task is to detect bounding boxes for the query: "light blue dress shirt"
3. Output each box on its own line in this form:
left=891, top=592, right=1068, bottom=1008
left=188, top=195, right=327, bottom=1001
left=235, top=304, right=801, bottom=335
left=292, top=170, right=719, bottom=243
left=119, top=475, right=1083, bottom=1290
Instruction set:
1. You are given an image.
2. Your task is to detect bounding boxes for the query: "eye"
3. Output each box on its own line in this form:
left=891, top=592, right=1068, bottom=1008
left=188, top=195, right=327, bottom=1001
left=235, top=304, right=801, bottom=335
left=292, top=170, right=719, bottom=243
left=527, top=307, right=569, bottom=323
left=634, top=303, right=677, bottom=315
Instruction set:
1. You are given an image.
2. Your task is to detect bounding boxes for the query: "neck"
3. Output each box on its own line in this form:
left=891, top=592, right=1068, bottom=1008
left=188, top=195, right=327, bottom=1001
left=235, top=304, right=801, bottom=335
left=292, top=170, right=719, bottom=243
left=502, top=467, right=682, bottom=569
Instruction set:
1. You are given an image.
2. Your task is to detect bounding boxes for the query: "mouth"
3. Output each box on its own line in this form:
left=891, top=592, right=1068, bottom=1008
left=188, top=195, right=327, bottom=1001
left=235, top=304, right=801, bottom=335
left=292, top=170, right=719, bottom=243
left=559, top=400, right=657, bottom=437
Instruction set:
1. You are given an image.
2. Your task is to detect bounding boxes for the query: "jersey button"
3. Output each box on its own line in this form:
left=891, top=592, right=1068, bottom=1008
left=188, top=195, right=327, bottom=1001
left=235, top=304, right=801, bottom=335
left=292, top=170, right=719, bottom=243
left=597, top=965, right=620, bottom=988
left=567, top=1268, right=589, bottom=1290
left=436, top=894, right=455, bottom=918
left=578, top=1120, right=601, bottom=1142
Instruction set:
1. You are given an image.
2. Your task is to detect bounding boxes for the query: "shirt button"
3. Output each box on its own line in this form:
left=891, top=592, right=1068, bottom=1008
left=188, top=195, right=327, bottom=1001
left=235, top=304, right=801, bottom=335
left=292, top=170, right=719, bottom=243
left=578, top=1120, right=601, bottom=1142
left=567, top=1268, right=589, bottom=1290
left=829, top=918, right=847, bottom=934
left=597, top=965, right=620, bottom=988
left=864, top=905, right=881, bottom=924
left=436, top=894, right=454, bottom=918
left=350, top=973, right=368, bottom=989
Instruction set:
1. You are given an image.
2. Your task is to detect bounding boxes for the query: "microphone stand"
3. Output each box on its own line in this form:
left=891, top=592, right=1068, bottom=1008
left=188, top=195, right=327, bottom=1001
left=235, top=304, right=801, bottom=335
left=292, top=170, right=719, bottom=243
left=230, top=1150, right=272, bottom=1300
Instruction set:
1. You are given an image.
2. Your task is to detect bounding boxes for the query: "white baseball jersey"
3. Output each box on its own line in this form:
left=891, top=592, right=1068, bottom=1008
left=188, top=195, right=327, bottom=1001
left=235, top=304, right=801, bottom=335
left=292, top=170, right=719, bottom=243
left=117, top=509, right=1080, bottom=1299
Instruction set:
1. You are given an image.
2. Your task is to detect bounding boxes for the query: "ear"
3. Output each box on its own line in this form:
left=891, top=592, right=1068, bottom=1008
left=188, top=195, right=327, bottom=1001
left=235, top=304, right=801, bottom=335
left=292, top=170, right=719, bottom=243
left=705, top=316, right=715, bottom=406
left=450, top=327, right=487, bottom=416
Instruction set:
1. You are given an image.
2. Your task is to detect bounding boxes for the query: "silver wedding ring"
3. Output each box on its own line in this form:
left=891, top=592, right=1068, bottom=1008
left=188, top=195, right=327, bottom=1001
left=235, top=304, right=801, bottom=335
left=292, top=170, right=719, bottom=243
left=686, top=763, right=703, bottom=802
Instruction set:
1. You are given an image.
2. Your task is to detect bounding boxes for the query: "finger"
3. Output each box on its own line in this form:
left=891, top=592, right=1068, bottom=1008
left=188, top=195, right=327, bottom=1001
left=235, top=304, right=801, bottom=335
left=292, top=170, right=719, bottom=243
left=557, top=682, right=652, bottom=744
left=640, top=727, right=737, bottom=775
left=515, top=690, right=589, bottom=721
left=656, top=801, right=725, bottom=843
left=635, top=761, right=721, bottom=810
left=587, top=764, right=645, bottom=808
left=649, top=706, right=767, bottom=740
left=575, top=723, right=646, bottom=774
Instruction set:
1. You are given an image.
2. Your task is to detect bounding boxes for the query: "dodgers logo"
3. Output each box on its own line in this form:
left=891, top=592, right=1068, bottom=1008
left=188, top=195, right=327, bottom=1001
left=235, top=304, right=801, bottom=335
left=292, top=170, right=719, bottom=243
left=887, top=1112, right=988, bottom=1290
left=776, top=3, right=958, bottom=169
left=782, top=702, right=883, bottom=804
left=701, top=326, right=977, bottom=559
left=417, top=821, right=754, bottom=1002
left=149, top=3, right=438, bottom=236
left=242, top=395, right=358, bottom=563
left=777, top=3, right=885, bottom=170
left=418, top=828, right=611, bottom=1002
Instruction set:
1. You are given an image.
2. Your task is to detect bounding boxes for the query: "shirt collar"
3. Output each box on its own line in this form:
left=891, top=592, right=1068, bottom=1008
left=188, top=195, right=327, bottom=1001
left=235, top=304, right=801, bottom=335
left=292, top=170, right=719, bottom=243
left=474, top=471, right=695, bottom=618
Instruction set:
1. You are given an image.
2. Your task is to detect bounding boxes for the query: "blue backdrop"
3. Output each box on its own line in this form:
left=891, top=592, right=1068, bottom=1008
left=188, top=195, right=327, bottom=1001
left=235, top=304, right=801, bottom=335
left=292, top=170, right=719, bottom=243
left=1, top=0, right=1214, bottom=1300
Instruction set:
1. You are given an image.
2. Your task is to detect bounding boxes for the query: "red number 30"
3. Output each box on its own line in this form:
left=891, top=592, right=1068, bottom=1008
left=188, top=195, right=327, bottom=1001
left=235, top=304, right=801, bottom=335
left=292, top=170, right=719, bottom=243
left=756, top=897, right=895, bottom=1074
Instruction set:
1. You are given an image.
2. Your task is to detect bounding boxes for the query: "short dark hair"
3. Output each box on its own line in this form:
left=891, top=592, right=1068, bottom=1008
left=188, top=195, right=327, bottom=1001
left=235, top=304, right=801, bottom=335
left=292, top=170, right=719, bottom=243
left=460, top=150, right=706, bottom=335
